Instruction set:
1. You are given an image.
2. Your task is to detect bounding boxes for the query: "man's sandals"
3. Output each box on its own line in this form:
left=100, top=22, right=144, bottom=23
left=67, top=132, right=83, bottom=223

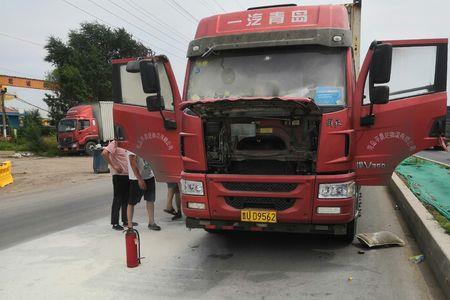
left=164, top=208, right=177, bottom=216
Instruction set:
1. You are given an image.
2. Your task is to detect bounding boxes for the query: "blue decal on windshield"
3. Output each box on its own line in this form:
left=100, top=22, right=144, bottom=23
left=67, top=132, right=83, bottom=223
left=315, top=86, right=343, bottom=105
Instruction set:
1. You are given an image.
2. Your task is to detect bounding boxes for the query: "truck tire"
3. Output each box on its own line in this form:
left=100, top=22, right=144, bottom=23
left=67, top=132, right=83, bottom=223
left=205, top=229, right=223, bottom=234
left=85, top=141, right=96, bottom=156
left=342, top=219, right=357, bottom=244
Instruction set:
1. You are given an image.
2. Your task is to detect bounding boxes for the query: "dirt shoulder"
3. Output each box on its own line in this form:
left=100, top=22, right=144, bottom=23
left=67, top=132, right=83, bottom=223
left=0, top=155, right=110, bottom=197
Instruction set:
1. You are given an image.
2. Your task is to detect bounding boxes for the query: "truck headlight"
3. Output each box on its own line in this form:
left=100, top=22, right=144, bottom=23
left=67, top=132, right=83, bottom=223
left=318, top=181, right=355, bottom=199
left=180, top=179, right=204, bottom=196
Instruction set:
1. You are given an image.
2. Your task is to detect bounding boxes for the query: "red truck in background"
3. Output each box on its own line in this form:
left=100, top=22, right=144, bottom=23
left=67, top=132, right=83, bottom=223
left=57, top=101, right=114, bottom=155
left=112, top=1, right=448, bottom=242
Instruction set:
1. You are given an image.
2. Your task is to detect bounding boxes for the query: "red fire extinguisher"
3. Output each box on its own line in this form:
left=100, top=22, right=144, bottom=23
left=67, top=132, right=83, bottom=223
left=125, top=228, right=141, bottom=268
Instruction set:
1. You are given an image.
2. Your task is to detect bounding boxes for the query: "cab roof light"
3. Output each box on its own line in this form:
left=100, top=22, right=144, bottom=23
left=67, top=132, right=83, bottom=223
left=247, top=4, right=297, bottom=10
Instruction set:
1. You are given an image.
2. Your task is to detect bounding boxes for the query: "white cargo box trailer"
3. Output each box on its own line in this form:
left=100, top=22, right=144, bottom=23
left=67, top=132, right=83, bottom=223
left=93, top=101, right=115, bottom=142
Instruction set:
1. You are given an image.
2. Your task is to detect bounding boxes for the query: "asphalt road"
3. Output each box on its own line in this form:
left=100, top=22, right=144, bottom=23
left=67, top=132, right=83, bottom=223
left=0, top=180, right=445, bottom=299
left=0, top=178, right=113, bottom=250
left=417, top=149, right=450, bottom=166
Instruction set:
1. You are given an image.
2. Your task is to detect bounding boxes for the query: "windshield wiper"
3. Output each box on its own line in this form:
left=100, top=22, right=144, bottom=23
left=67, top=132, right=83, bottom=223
left=201, top=45, right=216, bottom=58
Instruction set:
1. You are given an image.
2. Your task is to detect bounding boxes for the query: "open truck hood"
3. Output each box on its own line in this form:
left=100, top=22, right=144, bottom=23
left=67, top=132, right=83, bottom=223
left=181, top=97, right=322, bottom=118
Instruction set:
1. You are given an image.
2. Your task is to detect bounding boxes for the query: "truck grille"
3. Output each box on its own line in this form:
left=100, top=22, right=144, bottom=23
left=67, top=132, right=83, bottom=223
left=225, top=196, right=295, bottom=211
left=222, top=182, right=297, bottom=192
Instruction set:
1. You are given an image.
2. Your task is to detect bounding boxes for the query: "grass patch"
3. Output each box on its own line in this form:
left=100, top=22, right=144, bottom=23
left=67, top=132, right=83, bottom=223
left=0, top=140, right=29, bottom=152
left=39, top=135, right=60, bottom=157
left=397, top=164, right=450, bottom=236
left=425, top=205, right=450, bottom=235
left=0, top=136, right=60, bottom=157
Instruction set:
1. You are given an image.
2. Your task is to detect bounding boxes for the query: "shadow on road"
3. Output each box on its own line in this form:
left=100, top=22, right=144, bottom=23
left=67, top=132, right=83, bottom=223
left=180, top=230, right=363, bottom=275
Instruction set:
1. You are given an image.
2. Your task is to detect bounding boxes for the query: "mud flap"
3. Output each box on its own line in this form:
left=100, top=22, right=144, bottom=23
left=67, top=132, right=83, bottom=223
left=438, top=136, right=448, bottom=151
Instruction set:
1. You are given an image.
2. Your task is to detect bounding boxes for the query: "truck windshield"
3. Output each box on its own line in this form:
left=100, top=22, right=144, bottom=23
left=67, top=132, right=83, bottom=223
left=187, top=46, right=346, bottom=106
left=58, top=119, right=76, bottom=132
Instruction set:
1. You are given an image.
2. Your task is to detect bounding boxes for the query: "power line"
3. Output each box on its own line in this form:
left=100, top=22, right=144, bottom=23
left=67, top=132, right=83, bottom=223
left=60, top=0, right=151, bottom=49
left=14, top=96, right=50, bottom=113
left=198, top=0, right=216, bottom=14
left=0, top=32, right=44, bottom=47
left=60, top=0, right=115, bottom=28
left=168, top=0, right=199, bottom=22
left=166, top=0, right=198, bottom=23
left=0, top=67, right=40, bottom=78
left=85, top=0, right=185, bottom=59
left=234, top=0, right=245, bottom=10
left=198, top=0, right=226, bottom=13
left=105, top=0, right=188, bottom=49
left=171, top=0, right=199, bottom=21
left=60, top=1, right=186, bottom=63
left=60, top=0, right=185, bottom=61
left=124, top=0, right=192, bottom=41
left=212, top=0, right=227, bottom=12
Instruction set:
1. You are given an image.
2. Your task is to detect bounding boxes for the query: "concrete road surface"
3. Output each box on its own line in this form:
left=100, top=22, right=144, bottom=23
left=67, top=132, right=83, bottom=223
left=0, top=181, right=445, bottom=299
left=417, top=150, right=450, bottom=166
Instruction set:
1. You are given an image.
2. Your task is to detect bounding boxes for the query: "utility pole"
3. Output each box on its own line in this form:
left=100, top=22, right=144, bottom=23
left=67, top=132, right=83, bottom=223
left=1, top=86, right=7, bottom=138
left=346, top=0, right=362, bottom=75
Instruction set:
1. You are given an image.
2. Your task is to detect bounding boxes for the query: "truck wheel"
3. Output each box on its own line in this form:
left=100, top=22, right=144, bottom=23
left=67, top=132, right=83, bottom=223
left=342, top=219, right=357, bottom=244
left=85, top=141, right=96, bottom=156
left=205, top=229, right=222, bottom=234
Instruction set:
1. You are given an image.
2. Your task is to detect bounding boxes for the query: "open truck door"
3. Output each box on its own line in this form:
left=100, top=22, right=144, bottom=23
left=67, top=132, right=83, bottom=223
left=112, top=56, right=182, bottom=183
left=353, top=39, right=448, bottom=185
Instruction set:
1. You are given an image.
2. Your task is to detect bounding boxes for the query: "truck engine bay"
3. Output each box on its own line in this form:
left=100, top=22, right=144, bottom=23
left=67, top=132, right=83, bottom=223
left=185, top=99, right=322, bottom=175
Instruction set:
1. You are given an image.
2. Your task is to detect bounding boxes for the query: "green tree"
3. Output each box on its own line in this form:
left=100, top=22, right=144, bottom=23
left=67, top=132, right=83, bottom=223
left=18, top=109, right=43, bottom=152
left=44, top=23, right=150, bottom=124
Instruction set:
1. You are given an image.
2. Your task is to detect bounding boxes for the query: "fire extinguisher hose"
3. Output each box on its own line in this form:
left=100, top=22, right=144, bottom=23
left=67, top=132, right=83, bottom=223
left=135, top=228, right=142, bottom=263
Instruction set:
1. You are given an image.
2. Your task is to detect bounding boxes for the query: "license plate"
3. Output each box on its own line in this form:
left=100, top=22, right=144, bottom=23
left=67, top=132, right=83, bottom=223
left=241, top=210, right=277, bottom=223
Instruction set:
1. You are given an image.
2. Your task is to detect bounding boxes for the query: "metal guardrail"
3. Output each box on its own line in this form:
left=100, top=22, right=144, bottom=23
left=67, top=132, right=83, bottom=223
left=0, top=161, right=13, bottom=188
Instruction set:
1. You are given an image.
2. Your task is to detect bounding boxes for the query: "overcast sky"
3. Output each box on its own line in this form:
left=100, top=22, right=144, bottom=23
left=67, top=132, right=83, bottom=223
left=2, top=0, right=449, bottom=117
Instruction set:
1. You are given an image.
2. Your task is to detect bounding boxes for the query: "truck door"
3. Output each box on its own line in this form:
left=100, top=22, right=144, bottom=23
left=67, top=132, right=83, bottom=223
left=112, top=57, right=183, bottom=183
left=353, top=39, right=447, bottom=185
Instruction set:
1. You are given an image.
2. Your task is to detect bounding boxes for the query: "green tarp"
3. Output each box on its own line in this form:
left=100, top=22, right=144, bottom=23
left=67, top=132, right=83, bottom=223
left=396, top=157, right=450, bottom=220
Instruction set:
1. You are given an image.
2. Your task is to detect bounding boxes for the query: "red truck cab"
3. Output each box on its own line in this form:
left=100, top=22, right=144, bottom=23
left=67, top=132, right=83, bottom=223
left=112, top=3, right=447, bottom=242
left=57, top=105, right=99, bottom=155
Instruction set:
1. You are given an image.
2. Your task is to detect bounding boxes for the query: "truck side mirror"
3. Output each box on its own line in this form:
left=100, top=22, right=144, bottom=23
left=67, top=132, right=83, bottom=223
left=370, top=43, right=392, bottom=84
left=139, top=60, right=161, bottom=95
left=369, top=43, right=392, bottom=105
left=370, top=86, right=389, bottom=104
left=146, top=95, right=163, bottom=112
left=126, top=61, right=140, bottom=73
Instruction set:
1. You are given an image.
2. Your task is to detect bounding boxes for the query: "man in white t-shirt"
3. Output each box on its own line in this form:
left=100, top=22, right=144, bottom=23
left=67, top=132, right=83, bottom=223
left=126, top=151, right=161, bottom=231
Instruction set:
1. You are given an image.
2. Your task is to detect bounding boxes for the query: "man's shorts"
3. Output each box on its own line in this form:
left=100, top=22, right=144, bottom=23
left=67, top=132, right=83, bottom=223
left=167, top=182, right=179, bottom=190
left=129, top=177, right=156, bottom=205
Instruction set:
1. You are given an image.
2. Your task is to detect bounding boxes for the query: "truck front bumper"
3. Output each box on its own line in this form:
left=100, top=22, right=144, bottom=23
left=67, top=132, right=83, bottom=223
left=186, top=217, right=349, bottom=235
left=58, top=143, right=80, bottom=152
left=181, top=172, right=357, bottom=226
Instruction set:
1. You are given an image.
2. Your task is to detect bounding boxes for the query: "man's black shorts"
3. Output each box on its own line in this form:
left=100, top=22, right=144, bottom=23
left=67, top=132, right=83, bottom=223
left=167, top=182, right=179, bottom=190
left=129, top=177, right=156, bottom=205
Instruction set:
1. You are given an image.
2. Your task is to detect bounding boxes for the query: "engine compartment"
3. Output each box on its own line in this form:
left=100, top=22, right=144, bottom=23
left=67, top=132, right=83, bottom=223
left=183, top=98, right=323, bottom=175
left=204, top=116, right=320, bottom=175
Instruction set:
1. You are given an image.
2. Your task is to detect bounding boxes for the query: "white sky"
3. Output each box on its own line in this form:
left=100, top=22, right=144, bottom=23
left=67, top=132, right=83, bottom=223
left=1, top=0, right=449, bottom=117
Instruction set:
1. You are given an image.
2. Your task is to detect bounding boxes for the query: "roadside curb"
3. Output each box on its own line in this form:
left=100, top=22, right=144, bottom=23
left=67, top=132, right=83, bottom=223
left=389, top=173, right=450, bottom=297
left=414, top=154, right=450, bottom=168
